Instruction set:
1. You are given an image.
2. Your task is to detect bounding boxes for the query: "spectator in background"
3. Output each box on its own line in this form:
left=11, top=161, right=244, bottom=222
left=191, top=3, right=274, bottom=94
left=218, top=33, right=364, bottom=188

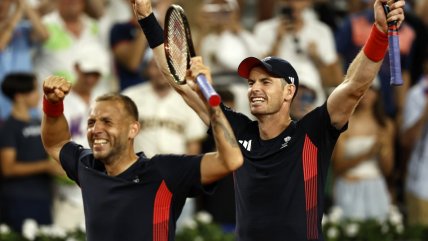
left=253, top=0, right=343, bottom=96
left=54, top=47, right=108, bottom=231
left=199, top=0, right=263, bottom=84
left=404, top=0, right=428, bottom=87
left=0, top=73, right=62, bottom=232
left=110, top=0, right=173, bottom=91
left=311, top=0, right=340, bottom=32
left=122, top=56, right=207, bottom=157
left=198, top=0, right=260, bottom=117
left=290, top=71, right=324, bottom=120
left=401, top=51, right=428, bottom=226
left=33, top=0, right=111, bottom=92
left=332, top=80, right=395, bottom=221
left=63, top=47, right=109, bottom=147
left=109, top=0, right=149, bottom=91
left=122, top=56, right=207, bottom=229
left=0, top=0, right=49, bottom=121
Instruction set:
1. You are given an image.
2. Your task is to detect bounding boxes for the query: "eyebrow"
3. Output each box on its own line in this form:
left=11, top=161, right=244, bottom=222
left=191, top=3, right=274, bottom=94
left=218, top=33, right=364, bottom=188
left=248, top=77, right=273, bottom=82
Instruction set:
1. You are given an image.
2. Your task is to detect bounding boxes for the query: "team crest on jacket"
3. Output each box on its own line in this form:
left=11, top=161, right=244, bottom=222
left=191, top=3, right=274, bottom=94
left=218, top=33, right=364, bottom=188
left=280, top=136, right=291, bottom=149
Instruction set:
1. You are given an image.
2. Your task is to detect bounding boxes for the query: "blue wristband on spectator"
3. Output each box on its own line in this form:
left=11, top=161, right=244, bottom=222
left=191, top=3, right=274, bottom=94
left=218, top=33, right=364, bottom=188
left=138, top=13, right=164, bottom=49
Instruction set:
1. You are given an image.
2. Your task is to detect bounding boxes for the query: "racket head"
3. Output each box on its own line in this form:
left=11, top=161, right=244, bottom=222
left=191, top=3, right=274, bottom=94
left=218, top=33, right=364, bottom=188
left=164, top=4, right=194, bottom=85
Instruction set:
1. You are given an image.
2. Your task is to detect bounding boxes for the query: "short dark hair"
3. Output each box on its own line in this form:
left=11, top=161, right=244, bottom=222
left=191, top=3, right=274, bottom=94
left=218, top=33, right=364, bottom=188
left=95, top=93, right=139, bottom=121
left=1, top=73, right=36, bottom=101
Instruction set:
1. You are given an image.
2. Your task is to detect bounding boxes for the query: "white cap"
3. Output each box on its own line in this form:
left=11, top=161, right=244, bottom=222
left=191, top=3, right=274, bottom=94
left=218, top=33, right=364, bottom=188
left=293, top=64, right=326, bottom=106
left=75, top=46, right=109, bottom=76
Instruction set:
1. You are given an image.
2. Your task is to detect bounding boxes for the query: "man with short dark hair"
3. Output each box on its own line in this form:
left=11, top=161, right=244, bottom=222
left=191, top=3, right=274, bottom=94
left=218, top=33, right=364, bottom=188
left=132, top=0, right=406, bottom=240
left=40, top=74, right=243, bottom=241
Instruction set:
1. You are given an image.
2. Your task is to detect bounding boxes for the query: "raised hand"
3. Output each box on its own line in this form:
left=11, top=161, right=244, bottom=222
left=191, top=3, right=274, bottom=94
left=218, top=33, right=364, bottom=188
left=187, top=57, right=215, bottom=106
left=43, top=76, right=71, bottom=103
left=374, top=0, right=405, bottom=33
left=129, top=0, right=153, bottom=19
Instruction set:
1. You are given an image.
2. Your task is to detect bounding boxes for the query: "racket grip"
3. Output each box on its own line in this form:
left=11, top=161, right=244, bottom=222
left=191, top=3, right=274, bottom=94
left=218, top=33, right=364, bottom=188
left=383, top=2, right=403, bottom=86
left=388, top=25, right=403, bottom=86
left=196, top=74, right=221, bottom=107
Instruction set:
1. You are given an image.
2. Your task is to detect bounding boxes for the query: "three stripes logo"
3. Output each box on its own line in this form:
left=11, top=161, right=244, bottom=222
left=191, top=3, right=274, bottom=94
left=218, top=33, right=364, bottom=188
left=238, top=140, right=252, bottom=151
left=288, top=77, right=295, bottom=84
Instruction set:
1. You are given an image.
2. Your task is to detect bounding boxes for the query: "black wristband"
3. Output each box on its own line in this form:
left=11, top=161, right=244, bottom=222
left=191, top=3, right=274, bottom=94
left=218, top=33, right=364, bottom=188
left=138, top=13, right=164, bottom=49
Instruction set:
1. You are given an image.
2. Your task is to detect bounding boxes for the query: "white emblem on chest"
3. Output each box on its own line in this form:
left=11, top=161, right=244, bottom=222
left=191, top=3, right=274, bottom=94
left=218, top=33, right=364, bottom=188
left=280, top=136, right=292, bottom=149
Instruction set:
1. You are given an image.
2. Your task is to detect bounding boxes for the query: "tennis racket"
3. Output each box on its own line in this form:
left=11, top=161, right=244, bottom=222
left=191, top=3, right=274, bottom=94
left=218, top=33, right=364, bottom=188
left=164, top=4, right=221, bottom=106
left=383, top=1, right=403, bottom=86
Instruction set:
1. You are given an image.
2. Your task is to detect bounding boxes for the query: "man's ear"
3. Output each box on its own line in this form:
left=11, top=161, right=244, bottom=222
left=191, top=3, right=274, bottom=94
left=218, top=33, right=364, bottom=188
left=284, top=84, right=296, bottom=102
left=129, top=121, right=140, bottom=139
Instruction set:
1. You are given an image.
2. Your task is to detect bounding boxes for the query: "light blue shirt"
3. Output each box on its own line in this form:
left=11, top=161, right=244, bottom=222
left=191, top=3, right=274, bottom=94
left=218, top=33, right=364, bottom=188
left=0, top=21, right=34, bottom=120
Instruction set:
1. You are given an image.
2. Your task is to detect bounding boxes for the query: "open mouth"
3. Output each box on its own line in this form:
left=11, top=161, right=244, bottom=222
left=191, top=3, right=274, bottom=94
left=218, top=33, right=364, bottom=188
left=93, top=139, right=108, bottom=148
left=250, top=97, right=265, bottom=104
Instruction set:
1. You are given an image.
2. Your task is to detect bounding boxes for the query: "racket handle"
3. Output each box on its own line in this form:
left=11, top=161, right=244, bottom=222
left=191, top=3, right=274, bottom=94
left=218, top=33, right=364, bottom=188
left=387, top=24, right=403, bottom=86
left=383, top=2, right=403, bottom=86
left=196, top=74, right=221, bottom=107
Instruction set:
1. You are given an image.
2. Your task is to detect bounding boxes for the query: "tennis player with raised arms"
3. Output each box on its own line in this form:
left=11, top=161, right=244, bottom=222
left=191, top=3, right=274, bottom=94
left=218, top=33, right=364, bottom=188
left=40, top=73, right=242, bottom=239
left=133, top=0, right=405, bottom=240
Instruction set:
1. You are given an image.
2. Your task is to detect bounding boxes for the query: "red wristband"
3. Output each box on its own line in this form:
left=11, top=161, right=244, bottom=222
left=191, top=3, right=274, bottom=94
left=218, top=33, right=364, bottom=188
left=43, top=96, right=63, bottom=117
left=363, top=24, right=388, bottom=62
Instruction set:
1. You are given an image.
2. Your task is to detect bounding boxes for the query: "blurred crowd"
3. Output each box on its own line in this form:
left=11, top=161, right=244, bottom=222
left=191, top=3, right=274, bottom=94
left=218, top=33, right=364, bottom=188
left=0, top=0, right=427, bottom=235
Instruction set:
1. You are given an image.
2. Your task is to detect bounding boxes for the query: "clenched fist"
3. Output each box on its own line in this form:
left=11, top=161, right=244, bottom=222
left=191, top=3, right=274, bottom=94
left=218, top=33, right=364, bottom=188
left=43, top=76, right=71, bottom=103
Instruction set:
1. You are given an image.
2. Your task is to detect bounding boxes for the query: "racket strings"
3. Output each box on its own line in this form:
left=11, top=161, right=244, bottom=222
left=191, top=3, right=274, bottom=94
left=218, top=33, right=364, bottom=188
left=166, top=11, right=189, bottom=81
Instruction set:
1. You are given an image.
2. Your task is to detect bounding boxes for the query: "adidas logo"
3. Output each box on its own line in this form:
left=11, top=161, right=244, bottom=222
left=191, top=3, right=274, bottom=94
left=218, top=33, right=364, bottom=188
left=238, top=140, right=252, bottom=151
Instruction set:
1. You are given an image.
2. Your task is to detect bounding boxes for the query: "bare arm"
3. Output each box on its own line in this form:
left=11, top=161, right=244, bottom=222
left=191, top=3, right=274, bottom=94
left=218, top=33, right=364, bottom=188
left=401, top=99, right=428, bottom=151
left=378, top=119, right=395, bottom=176
left=130, top=0, right=210, bottom=125
left=327, top=52, right=382, bottom=129
left=0, top=148, right=58, bottom=177
left=112, top=30, right=148, bottom=71
left=21, top=0, right=49, bottom=43
left=332, top=133, right=380, bottom=176
left=85, top=0, right=106, bottom=19
left=0, top=1, right=24, bottom=50
left=186, top=140, right=202, bottom=155
left=333, top=119, right=395, bottom=177
left=200, top=106, right=243, bottom=184
left=327, top=0, right=405, bottom=129
left=41, top=76, right=73, bottom=162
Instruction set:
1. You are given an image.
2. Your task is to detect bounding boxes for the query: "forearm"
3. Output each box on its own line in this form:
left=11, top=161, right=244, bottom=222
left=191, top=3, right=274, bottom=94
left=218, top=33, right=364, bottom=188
left=85, top=0, right=106, bottom=19
left=42, top=115, right=71, bottom=147
left=328, top=24, right=387, bottom=128
left=333, top=153, right=369, bottom=176
left=378, top=146, right=394, bottom=176
left=118, top=34, right=148, bottom=71
left=209, top=107, right=241, bottom=171
left=186, top=140, right=202, bottom=155
left=2, top=160, right=50, bottom=177
left=0, top=11, right=23, bottom=50
left=41, top=112, right=71, bottom=162
left=25, top=4, right=49, bottom=42
left=129, top=34, right=148, bottom=70
left=346, top=51, right=383, bottom=94
left=328, top=51, right=383, bottom=128
left=379, top=122, right=395, bottom=176
left=402, top=115, right=428, bottom=150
